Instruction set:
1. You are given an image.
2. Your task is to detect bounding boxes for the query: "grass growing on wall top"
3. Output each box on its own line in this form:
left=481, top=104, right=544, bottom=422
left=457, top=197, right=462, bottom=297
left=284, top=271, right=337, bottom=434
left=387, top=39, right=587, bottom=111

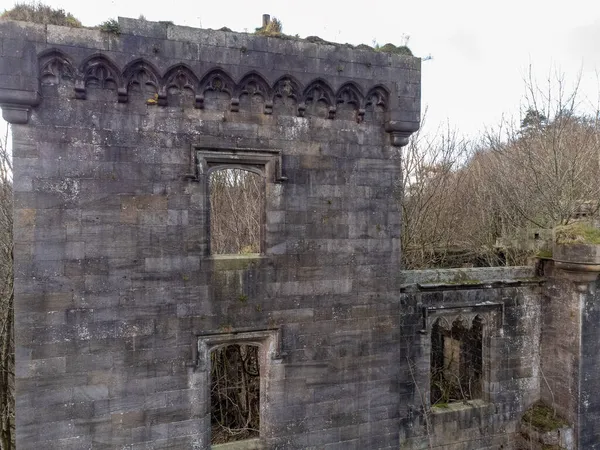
left=554, top=222, right=600, bottom=245
left=1, top=2, right=81, bottom=27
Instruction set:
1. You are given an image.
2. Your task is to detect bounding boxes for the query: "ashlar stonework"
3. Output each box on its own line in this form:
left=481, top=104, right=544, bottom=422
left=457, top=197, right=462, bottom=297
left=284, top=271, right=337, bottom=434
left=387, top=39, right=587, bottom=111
left=2, top=16, right=600, bottom=450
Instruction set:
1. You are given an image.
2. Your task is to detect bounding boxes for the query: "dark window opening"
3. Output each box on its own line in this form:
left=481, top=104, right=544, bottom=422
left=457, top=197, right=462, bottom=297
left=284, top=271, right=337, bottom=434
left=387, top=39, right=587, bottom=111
left=209, top=168, right=264, bottom=255
left=430, top=316, right=483, bottom=405
left=210, top=344, right=260, bottom=444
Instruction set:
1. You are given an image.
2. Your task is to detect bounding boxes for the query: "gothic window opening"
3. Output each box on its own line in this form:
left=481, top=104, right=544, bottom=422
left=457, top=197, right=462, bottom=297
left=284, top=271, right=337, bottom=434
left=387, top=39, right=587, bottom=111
left=430, top=316, right=483, bottom=405
left=209, top=168, right=264, bottom=255
left=210, top=344, right=260, bottom=444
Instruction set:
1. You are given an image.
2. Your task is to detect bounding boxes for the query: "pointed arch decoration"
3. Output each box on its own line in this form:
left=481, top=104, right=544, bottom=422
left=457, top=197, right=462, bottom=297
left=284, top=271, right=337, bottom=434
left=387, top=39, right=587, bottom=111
left=433, top=316, right=451, bottom=331
left=163, top=64, right=199, bottom=94
left=120, top=59, right=161, bottom=103
left=336, top=82, right=364, bottom=122
left=76, top=54, right=122, bottom=99
left=301, top=78, right=336, bottom=119
left=364, top=85, right=389, bottom=111
left=197, top=68, right=235, bottom=110
left=162, top=64, right=199, bottom=107
left=272, top=75, right=302, bottom=116
left=39, top=49, right=76, bottom=85
left=234, top=71, right=272, bottom=114
left=32, top=50, right=399, bottom=125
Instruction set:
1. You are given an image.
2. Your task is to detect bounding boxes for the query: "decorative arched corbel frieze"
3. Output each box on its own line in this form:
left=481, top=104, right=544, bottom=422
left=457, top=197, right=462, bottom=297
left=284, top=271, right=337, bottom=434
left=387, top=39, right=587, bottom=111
left=420, top=303, right=504, bottom=334
left=197, top=68, right=235, bottom=110
left=336, top=82, right=364, bottom=123
left=235, top=71, right=272, bottom=114
left=120, top=59, right=161, bottom=103
left=364, top=85, right=389, bottom=112
left=76, top=54, right=122, bottom=100
left=163, top=64, right=199, bottom=106
left=163, top=64, right=198, bottom=93
left=272, top=75, right=302, bottom=116
left=39, top=49, right=76, bottom=86
left=302, top=79, right=336, bottom=119
left=25, top=49, right=413, bottom=127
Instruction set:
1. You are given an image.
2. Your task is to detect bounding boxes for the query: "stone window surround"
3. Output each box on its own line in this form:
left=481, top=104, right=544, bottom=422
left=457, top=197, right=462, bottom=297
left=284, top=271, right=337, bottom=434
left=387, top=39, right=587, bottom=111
left=421, top=303, right=503, bottom=408
left=196, top=328, right=283, bottom=447
left=190, top=145, right=287, bottom=257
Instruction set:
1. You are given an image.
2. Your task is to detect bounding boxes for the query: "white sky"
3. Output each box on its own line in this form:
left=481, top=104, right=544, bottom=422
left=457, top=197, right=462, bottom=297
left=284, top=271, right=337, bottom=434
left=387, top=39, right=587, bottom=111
left=3, top=0, right=600, bottom=138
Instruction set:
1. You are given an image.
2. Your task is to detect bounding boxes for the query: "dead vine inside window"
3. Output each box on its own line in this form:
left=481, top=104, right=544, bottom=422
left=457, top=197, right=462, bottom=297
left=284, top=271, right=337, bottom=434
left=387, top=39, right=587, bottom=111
left=209, top=168, right=264, bottom=255
left=210, top=344, right=260, bottom=444
left=430, top=316, right=483, bottom=405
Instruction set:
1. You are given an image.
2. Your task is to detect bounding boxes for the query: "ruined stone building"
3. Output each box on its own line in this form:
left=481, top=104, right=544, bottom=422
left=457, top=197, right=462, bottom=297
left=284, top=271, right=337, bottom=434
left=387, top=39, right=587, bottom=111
left=1, top=16, right=599, bottom=449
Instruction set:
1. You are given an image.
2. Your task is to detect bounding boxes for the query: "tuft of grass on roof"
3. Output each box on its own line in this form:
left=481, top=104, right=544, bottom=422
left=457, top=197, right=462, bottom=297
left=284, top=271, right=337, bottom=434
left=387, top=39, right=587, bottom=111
left=98, top=18, right=120, bottom=34
left=554, top=222, right=600, bottom=245
left=376, top=43, right=413, bottom=56
left=1, top=2, right=81, bottom=27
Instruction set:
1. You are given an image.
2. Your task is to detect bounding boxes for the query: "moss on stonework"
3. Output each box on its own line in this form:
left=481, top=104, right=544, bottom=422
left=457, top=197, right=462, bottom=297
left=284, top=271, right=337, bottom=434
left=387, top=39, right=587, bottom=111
left=1, top=5, right=414, bottom=57
left=554, top=222, right=600, bottom=245
left=443, top=279, right=481, bottom=285
left=536, top=248, right=553, bottom=258
left=522, top=402, right=568, bottom=433
left=377, top=43, right=413, bottom=56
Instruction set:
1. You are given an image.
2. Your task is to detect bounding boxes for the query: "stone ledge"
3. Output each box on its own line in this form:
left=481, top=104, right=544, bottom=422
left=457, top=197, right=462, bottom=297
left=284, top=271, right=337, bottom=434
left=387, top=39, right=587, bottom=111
left=212, top=438, right=262, bottom=450
left=400, top=266, right=536, bottom=287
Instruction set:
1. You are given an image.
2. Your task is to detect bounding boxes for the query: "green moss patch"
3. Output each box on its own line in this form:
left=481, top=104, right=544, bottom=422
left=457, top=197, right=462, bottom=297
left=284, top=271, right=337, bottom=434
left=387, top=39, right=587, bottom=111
left=522, top=402, right=568, bottom=432
left=555, top=222, right=600, bottom=245
left=536, top=249, right=553, bottom=258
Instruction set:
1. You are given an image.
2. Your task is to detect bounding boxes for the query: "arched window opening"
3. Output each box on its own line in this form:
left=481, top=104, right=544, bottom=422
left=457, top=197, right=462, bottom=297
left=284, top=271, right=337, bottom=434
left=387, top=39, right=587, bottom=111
left=430, top=316, right=483, bottom=405
left=210, top=344, right=260, bottom=444
left=209, top=168, right=264, bottom=255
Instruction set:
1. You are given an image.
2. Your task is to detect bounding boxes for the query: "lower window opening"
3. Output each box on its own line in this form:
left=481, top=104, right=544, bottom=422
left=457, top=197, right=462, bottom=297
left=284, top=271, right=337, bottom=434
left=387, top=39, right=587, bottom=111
left=430, top=316, right=483, bottom=405
left=210, top=344, right=260, bottom=444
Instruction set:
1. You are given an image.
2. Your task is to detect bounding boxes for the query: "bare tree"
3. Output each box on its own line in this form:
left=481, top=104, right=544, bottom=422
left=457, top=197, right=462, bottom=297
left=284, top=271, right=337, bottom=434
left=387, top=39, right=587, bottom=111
left=401, top=112, right=474, bottom=268
left=210, top=344, right=260, bottom=444
left=0, top=123, right=13, bottom=450
left=484, top=68, right=600, bottom=230
left=210, top=168, right=264, bottom=255
left=402, top=70, right=600, bottom=269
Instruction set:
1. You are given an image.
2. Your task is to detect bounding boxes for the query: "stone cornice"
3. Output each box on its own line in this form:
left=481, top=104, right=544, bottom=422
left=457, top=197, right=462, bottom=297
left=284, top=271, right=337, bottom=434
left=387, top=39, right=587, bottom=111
left=0, top=88, right=40, bottom=124
left=0, top=18, right=421, bottom=144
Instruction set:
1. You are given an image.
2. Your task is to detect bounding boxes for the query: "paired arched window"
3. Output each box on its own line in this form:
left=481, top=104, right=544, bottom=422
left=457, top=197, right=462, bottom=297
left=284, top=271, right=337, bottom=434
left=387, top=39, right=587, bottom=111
left=430, top=316, right=483, bottom=405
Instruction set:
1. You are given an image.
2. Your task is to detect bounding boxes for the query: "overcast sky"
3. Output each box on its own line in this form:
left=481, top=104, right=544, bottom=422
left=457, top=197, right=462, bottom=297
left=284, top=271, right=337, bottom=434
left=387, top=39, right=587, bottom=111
left=3, top=0, right=600, bottom=138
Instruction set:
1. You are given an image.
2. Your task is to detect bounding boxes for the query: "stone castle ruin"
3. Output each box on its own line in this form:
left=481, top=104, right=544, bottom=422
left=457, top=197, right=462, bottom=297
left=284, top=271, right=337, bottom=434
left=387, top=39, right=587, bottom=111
left=1, top=16, right=600, bottom=450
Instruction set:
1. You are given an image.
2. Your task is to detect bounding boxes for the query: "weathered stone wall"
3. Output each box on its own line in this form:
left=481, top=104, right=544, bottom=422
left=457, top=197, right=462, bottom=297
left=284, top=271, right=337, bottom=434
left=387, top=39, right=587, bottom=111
left=2, top=15, right=586, bottom=450
left=398, top=267, right=542, bottom=449
left=2, top=17, right=420, bottom=449
left=540, top=258, right=600, bottom=449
